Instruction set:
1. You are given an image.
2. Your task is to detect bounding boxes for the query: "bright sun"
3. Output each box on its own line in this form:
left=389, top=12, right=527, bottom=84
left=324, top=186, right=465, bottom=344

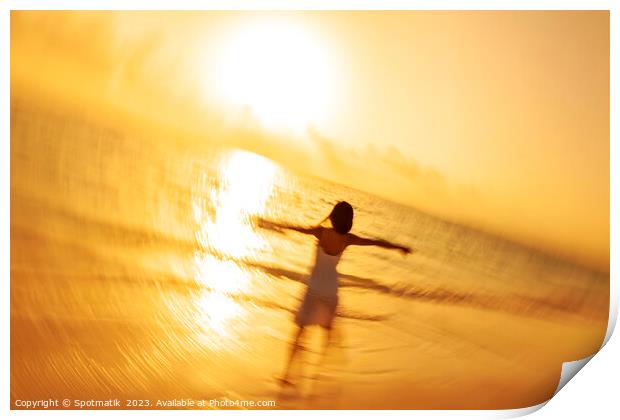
left=214, top=20, right=333, bottom=131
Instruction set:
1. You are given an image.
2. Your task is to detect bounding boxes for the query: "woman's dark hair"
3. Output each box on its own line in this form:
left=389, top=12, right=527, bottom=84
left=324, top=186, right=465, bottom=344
left=328, top=201, right=354, bottom=234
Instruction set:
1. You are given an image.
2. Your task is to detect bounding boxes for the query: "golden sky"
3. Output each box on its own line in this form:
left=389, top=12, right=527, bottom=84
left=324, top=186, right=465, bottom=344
left=11, top=11, right=610, bottom=270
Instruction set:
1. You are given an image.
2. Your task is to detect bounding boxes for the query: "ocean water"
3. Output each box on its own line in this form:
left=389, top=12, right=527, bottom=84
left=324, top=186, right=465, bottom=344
left=10, top=101, right=609, bottom=409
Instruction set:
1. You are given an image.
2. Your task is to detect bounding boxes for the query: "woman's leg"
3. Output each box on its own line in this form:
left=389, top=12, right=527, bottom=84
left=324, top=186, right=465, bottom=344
left=318, top=326, right=336, bottom=366
left=281, top=325, right=305, bottom=384
left=320, top=301, right=337, bottom=357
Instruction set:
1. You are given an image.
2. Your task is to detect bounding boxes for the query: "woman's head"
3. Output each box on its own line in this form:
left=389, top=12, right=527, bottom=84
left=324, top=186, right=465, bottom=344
left=328, top=201, right=354, bottom=234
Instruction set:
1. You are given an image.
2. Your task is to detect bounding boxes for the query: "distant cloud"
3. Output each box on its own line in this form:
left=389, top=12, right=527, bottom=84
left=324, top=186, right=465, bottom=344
left=305, top=127, right=460, bottom=218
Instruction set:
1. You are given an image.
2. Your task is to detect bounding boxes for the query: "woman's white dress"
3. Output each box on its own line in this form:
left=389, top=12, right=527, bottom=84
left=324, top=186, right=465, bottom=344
left=295, top=245, right=342, bottom=329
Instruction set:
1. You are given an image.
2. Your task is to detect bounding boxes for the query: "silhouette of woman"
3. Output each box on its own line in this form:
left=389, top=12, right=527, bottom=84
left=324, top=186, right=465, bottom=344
left=257, top=201, right=411, bottom=386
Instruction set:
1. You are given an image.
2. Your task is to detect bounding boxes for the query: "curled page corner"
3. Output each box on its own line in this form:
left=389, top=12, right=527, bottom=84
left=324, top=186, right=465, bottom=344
left=495, top=402, right=548, bottom=418
left=542, top=293, right=617, bottom=407
left=553, top=355, right=595, bottom=396
left=500, top=356, right=598, bottom=419
left=602, top=293, right=618, bottom=347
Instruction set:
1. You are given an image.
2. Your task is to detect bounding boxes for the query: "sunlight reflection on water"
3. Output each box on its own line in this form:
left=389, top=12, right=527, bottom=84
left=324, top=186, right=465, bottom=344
left=188, top=150, right=280, bottom=348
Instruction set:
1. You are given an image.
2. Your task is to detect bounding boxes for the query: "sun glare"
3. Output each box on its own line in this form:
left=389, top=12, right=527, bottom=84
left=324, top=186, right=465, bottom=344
left=214, top=20, right=333, bottom=131
left=188, top=150, right=279, bottom=348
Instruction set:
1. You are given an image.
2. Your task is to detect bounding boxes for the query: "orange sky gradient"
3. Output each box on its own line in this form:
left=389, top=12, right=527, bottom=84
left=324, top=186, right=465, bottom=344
left=10, top=11, right=610, bottom=271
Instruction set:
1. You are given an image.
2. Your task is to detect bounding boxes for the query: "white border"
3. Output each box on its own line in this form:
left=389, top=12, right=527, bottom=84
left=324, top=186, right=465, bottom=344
left=606, top=0, right=618, bottom=349
left=1, top=0, right=10, bottom=416
left=2, top=1, right=617, bottom=419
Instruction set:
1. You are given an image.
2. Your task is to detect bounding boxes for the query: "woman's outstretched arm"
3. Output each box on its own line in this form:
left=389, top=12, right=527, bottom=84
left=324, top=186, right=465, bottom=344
left=255, top=217, right=323, bottom=238
left=347, top=233, right=412, bottom=254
